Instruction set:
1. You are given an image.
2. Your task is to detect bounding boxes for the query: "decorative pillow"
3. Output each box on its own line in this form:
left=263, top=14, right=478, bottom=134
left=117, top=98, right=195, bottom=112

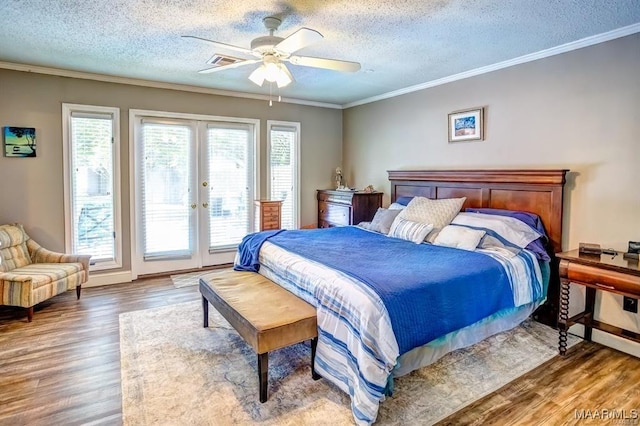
left=451, top=212, right=542, bottom=249
left=465, top=208, right=550, bottom=261
left=368, top=208, right=402, bottom=234
left=433, top=225, right=486, bottom=251
left=388, top=217, right=434, bottom=244
left=399, top=196, right=466, bottom=242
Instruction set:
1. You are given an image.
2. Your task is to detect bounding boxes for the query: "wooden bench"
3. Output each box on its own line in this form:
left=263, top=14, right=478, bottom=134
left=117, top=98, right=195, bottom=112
left=199, top=270, right=320, bottom=402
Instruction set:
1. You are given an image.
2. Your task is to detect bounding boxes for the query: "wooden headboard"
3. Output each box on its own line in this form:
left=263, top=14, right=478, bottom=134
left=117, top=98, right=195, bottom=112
left=388, top=169, right=569, bottom=326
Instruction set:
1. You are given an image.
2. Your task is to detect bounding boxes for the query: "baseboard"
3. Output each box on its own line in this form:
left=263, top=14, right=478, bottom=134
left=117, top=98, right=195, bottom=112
left=85, top=271, right=133, bottom=288
left=569, top=324, right=640, bottom=358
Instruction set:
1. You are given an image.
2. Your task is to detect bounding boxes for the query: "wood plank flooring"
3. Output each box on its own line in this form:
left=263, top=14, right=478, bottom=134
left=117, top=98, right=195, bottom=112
left=1, top=276, right=639, bottom=425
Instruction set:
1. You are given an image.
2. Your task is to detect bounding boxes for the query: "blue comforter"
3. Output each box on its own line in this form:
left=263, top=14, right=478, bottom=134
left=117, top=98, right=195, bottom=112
left=236, top=226, right=514, bottom=354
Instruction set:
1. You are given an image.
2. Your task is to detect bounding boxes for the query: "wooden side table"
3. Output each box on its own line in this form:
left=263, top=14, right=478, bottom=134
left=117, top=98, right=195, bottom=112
left=557, top=249, right=640, bottom=355
left=255, top=200, right=282, bottom=231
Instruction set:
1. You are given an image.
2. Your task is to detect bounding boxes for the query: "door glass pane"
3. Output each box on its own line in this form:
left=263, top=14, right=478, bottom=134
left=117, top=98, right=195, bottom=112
left=141, top=123, right=192, bottom=258
left=269, top=127, right=296, bottom=230
left=207, top=126, right=251, bottom=248
left=70, top=115, right=115, bottom=262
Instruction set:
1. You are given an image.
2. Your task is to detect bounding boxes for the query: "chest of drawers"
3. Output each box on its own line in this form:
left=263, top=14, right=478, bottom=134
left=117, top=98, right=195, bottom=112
left=316, top=190, right=382, bottom=228
left=255, top=200, right=282, bottom=231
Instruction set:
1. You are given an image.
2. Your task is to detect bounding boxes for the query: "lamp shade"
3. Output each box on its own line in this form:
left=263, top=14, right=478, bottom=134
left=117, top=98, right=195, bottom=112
left=275, top=63, right=293, bottom=88
left=248, top=66, right=266, bottom=86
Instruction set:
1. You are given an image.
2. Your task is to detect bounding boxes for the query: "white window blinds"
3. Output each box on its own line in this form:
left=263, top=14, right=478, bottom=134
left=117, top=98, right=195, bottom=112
left=69, top=112, right=116, bottom=263
left=207, top=124, right=253, bottom=249
left=269, top=123, right=299, bottom=230
left=140, top=120, right=193, bottom=259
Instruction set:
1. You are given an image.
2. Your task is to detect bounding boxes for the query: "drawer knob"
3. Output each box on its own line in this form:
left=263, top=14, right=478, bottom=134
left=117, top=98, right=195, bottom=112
left=320, top=209, right=324, bottom=213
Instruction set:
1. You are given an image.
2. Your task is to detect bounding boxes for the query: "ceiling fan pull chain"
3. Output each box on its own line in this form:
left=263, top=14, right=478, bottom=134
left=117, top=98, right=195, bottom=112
left=269, top=82, right=273, bottom=106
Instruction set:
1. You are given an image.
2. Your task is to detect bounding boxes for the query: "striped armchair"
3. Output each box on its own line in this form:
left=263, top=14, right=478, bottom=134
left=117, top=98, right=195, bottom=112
left=0, top=224, right=91, bottom=321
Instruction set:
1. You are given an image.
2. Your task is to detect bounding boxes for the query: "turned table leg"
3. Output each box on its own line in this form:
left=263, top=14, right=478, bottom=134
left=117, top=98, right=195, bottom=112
left=558, top=278, right=570, bottom=356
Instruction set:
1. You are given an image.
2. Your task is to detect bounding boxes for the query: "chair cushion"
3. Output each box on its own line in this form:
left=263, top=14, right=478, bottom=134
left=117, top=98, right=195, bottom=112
left=0, top=224, right=31, bottom=272
left=1, top=263, right=84, bottom=289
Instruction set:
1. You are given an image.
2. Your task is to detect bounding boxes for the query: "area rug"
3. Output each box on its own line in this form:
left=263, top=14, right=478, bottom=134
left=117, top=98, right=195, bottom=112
left=170, top=268, right=232, bottom=288
left=120, top=301, right=579, bottom=425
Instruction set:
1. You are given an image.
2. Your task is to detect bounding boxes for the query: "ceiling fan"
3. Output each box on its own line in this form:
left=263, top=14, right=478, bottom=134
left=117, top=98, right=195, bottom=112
left=183, top=16, right=361, bottom=88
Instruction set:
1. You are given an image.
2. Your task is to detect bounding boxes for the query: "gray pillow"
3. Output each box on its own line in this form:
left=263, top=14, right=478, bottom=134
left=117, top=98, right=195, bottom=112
left=369, top=208, right=402, bottom=234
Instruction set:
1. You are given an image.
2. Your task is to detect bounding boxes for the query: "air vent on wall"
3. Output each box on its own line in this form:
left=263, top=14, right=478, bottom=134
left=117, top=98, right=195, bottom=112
left=206, top=54, right=246, bottom=68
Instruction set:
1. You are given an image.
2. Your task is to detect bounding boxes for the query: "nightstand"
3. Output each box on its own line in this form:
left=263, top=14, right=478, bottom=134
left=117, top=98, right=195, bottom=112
left=255, top=200, right=282, bottom=231
left=557, top=249, right=640, bottom=355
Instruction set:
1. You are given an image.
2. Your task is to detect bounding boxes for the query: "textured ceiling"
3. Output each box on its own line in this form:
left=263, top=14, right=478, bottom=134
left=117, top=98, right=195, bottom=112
left=1, top=0, right=639, bottom=106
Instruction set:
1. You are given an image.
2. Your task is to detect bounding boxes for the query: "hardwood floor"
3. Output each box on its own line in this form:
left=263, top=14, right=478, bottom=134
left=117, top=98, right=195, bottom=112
left=0, top=276, right=199, bottom=426
left=1, top=276, right=639, bottom=425
left=438, top=341, right=640, bottom=425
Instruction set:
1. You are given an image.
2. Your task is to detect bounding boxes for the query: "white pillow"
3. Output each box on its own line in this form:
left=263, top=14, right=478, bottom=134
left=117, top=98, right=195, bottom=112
left=433, top=225, right=486, bottom=251
left=451, top=212, right=542, bottom=249
left=399, top=196, right=466, bottom=242
left=388, top=217, right=434, bottom=244
left=388, top=202, right=406, bottom=210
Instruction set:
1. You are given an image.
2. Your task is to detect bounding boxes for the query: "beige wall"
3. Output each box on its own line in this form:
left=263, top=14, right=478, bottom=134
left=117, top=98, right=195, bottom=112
left=343, top=33, right=640, bottom=355
left=0, top=69, right=342, bottom=271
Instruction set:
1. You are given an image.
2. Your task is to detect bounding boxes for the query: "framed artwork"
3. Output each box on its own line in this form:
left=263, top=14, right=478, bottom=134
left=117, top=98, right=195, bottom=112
left=3, top=126, right=36, bottom=157
left=448, top=107, right=484, bottom=142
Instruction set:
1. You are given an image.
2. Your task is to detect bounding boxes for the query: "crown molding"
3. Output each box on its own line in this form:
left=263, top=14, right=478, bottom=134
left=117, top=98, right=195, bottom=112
left=343, top=23, right=640, bottom=109
left=0, top=61, right=343, bottom=110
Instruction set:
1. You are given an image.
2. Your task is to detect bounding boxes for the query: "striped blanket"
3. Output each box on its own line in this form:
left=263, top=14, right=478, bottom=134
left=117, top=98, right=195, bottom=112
left=236, top=227, right=543, bottom=425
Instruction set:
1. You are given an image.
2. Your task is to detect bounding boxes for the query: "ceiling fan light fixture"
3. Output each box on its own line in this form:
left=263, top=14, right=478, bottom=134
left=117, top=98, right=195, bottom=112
left=264, top=61, right=280, bottom=82
left=249, top=59, right=292, bottom=88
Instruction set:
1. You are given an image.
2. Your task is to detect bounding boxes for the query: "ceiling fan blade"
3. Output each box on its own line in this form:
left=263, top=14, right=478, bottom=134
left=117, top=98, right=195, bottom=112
left=182, top=35, right=255, bottom=56
left=198, top=59, right=259, bottom=74
left=288, top=55, right=361, bottom=72
left=275, top=28, right=323, bottom=54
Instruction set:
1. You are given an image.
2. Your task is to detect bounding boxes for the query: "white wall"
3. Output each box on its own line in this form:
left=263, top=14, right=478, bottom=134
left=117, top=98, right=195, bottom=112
left=343, top=34, right=640, bottom=356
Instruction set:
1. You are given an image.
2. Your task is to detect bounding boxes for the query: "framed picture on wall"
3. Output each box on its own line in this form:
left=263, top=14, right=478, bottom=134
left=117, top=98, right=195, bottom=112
left=448, top=107, right=484, bottom=142
left=3, top=126, right=37, bottom=157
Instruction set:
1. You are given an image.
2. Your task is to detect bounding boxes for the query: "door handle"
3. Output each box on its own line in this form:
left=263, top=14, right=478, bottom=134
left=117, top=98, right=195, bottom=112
left=202, top=181, right=208, bottom=187
left=191, top=203, right=197, bottom=209
left=202, top=202, right=209, bottom=208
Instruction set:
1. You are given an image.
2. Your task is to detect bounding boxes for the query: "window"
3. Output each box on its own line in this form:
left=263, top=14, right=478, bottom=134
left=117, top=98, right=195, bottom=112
left=63, top=104, right=121, bottom=270
left=267, top=121, right=300, bottom=229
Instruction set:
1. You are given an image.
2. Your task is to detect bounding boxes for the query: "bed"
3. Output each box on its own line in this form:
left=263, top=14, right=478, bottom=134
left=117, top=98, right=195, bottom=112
left=236, top=169, right=568, bottom=425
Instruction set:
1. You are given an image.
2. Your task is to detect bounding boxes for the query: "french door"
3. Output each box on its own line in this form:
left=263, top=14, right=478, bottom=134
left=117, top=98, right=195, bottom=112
left=131, top=111, right=259, bottom=276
